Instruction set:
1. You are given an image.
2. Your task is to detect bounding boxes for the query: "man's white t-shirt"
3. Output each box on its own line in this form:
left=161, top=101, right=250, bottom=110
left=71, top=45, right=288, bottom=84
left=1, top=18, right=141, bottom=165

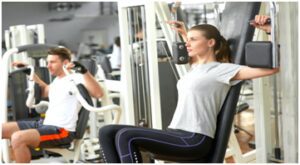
left=168, top=62, right=242, bottom=138
left=43, top=73, right=84, bottom=132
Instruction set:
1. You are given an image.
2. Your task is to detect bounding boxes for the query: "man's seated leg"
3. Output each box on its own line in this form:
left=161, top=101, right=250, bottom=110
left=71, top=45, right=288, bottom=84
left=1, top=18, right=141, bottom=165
left=11, top=129, right=40, bottom=163
left=3, top=120, right=75, bottom=163
left=2, top=122, right=20, bottom=139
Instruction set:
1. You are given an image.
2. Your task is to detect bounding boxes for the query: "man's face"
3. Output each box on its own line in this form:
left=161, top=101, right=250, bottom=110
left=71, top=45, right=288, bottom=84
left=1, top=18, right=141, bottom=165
left=46, top=54, right=66, bottom=76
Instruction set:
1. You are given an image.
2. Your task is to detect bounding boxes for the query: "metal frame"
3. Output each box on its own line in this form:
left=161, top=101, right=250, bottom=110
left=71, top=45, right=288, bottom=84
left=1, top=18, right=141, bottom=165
left=253, top=2, right=298, bottom=163
left=269, top=2, right=279, bottom=68
left=4, top=24, right=45, bottom=72
left=118, top=1, right=138, bottom=125
left=0, top=48, right=19, bottom=163
left=155, top=1, right=189, bottom=78
left=118, top=1, right=163, bottom=129
left=278, top=2, right=298, bottom=162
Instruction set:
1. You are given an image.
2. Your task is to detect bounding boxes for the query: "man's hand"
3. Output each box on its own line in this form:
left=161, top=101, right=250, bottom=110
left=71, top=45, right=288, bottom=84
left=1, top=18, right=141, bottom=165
left=250, top=15, right=271, bottom=34
left=12, top=61, right=31, bottom=75
left=12, top=61, right=28, bottom=68
left=67, top=61, right=88, bottom=74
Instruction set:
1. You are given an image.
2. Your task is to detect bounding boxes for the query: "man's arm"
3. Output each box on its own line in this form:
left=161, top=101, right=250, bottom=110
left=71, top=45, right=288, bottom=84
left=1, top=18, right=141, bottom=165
left=68, top=61, right=103, bottom=99
left=233, top=15, right=279, bottom=80
left=12, top=61, right=49, bottom=98
left=32, top=74, right=49, bottom=98
left=82, top=72, right=103, bottom=99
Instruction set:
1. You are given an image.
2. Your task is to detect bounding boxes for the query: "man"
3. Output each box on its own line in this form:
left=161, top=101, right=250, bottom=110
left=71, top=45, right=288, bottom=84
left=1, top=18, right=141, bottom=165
left=110, top=36, right=121, bottom=70
left=1, top=47, right=103, bottom=163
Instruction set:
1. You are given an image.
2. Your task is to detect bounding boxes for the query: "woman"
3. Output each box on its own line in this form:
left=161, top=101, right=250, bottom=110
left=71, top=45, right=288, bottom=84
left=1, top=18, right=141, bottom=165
left=98, top=15, right=279, bottom=163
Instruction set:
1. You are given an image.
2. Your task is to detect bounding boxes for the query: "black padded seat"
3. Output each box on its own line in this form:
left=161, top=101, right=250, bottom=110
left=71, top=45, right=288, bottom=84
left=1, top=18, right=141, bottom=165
left=73, top=84, right=93, bottom=139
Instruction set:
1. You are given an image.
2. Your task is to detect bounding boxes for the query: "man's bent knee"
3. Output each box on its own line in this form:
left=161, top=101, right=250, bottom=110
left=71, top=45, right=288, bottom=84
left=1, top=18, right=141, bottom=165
left=11, top=132, right=25, bottom=149
left=11, top=130, right=40, bottom=149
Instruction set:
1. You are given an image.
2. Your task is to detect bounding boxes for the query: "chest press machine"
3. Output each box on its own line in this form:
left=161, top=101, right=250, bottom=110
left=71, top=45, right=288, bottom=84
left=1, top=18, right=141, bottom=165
left=150, top=2, right=279, bottom=163
left=0, top=44, right=122, bottom=163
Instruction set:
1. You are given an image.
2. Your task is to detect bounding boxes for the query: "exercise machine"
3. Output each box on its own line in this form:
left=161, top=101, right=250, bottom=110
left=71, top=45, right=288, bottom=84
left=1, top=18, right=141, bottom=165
left=0, top=44, right=121, bottom=163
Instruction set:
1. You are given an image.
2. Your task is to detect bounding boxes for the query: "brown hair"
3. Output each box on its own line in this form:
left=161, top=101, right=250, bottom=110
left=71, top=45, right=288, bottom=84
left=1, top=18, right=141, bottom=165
left=189, top=24, right=231, bottom=63
left=47, top=47, right=72, bottom=61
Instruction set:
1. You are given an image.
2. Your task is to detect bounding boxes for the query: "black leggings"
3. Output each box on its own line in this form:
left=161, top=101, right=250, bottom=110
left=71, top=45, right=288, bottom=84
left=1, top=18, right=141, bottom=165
left=98, top=125, right=213, bottom=163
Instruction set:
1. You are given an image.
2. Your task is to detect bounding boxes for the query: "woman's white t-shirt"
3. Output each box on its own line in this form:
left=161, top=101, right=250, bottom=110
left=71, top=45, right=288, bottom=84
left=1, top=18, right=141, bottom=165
left=168, top=62, right=242, bottom=138
left=43, top=74, right=84, bottom=132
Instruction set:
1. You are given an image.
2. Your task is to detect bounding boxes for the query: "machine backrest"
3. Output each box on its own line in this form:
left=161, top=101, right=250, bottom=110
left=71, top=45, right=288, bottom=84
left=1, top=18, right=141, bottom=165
left=73, top=59, right=98, bottom=139
left=8, top=67, right=51, bottom=120
left=78, top=58, right=98, bottom=76
left=208, top=2, right=261, bottom=162
left=98, top=55, right=114, bottom=79
left=208, top=82, right=243, bottom=162
left=9, top=71, right=30, bottom=120
left=74, top=84, right=93, bottom=139
left=34, top=67, right=51, bottom=103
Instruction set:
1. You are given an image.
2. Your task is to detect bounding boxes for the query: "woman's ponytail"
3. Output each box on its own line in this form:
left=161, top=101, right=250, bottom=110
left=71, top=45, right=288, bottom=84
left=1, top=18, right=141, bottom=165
left=215, top=35, right=231, bottom=63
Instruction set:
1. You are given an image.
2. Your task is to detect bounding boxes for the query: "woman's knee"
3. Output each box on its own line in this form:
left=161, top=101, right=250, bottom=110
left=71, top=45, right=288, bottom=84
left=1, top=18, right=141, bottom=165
left=99, top=124, right=132, bottom=139
left=99, top=125, right=117, bottom=138
left=114, top=127, right=137, bottom=145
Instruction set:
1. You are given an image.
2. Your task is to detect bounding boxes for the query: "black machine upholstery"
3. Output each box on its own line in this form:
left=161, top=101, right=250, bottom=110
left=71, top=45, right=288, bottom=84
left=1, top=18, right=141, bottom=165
left=97, top=55, right=115, bottom=80
left=74, top=84, right=93, bottom=139
left=220, top=2, right=261, bottom=65
left=78, top=58, right=98, bottom=76
left=8, top=67, right=51, bottom=120
left=74, top=60, right=98, bottom=138
left=151, top=2, right=261, bottom=163
left=34, top=67, right=51, bottom=104
left=9, top=70, right=30, bottom=120
left=206, top=82, right=243, bottom=162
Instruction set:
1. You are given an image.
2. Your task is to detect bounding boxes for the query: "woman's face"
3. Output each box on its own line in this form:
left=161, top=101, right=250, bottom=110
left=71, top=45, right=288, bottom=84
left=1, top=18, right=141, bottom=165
left=185, top=30, right=214, bottom=58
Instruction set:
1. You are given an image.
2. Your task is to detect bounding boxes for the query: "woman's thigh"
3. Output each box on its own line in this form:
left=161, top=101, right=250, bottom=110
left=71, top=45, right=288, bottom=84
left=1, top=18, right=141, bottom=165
left=115, top=127, right=213, bottom=161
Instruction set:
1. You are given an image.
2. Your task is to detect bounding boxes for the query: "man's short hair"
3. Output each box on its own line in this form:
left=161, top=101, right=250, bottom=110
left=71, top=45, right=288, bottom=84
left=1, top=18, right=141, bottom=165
left=47, top=47, right=72, bottom=61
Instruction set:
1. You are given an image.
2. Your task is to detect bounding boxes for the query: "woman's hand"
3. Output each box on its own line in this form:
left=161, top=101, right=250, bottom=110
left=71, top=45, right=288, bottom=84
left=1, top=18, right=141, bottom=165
left=166, top=20, right=188, bottom=42
left=250, top=15, right=271, bottom=34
